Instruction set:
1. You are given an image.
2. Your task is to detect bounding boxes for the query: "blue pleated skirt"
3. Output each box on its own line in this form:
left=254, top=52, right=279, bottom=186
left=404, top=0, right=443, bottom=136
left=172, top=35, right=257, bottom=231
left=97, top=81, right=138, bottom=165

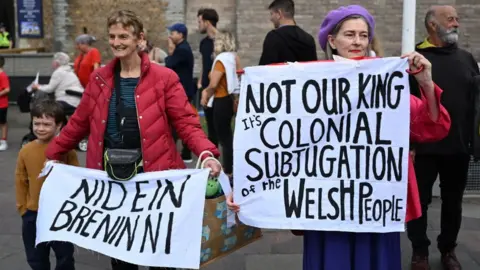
left=303, top=231, right=402, bottom=270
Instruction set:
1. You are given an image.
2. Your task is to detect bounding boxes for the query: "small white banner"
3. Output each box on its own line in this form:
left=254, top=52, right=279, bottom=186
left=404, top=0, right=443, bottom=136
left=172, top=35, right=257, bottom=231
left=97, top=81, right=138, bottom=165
left=233, top=57, right=410, bottom=233
left=36, top=164, right=209, bottom=269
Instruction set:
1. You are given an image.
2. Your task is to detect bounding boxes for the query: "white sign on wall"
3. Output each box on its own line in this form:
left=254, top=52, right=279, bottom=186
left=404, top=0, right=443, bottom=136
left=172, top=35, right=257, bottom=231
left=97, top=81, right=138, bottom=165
left=233, top=58, right=410, bottom=233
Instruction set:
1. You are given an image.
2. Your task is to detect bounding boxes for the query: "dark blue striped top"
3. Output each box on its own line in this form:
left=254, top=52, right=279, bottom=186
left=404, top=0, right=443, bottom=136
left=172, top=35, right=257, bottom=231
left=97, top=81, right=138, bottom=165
left=106, top=77, right=139, bottom=143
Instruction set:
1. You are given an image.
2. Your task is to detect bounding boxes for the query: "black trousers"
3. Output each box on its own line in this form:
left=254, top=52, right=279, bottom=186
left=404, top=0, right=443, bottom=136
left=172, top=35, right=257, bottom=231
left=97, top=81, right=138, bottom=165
left=171, top=97, right=194, bottom=159
left=204, top=107, right=218, bottom=147
left=22, top=210, right=75, bottom=270
left=212, top=96, right=234, bottom=174
left=406, top=154, right=470, bottom=255
left=172, top=128, right=192, bottom=159
left=57, top=101, right=76, bottom=116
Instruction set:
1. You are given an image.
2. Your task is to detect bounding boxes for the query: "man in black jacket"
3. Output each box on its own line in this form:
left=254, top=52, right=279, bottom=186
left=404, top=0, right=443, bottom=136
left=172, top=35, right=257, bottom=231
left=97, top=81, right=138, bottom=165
left=165, top=23, right=195, bottom=163
left=406, top=5, right=480, bottom=270
left=197, top=8, right=219, bottom=147
left=259, top=0, right=317, bottom=65
left=165, top=23, right=194, bottom=98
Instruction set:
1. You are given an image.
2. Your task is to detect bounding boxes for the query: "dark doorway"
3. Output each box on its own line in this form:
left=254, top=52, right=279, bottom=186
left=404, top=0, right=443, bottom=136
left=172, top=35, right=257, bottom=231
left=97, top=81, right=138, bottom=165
left=0, top=0, right=16, bottom=47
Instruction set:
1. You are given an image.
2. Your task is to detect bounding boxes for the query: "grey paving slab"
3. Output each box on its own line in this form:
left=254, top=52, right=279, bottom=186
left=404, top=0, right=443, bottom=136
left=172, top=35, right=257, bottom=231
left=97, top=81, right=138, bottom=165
left=245, top=254, right=303, bottom=270
left=0, top=107, right=479, bottom=270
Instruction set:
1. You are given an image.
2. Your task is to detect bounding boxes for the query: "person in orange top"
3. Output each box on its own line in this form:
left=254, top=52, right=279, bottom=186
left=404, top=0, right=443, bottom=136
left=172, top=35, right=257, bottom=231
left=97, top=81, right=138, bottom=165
left=15, top=100, right=79, bottom=269
left=200, top=32, right=241, bottom=179
left=74, top=34, right=101, bottom=88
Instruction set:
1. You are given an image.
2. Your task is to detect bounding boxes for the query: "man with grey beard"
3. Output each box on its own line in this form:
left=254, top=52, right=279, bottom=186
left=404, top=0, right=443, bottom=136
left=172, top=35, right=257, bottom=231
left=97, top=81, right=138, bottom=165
left=407, top=5, right=480, bottom=270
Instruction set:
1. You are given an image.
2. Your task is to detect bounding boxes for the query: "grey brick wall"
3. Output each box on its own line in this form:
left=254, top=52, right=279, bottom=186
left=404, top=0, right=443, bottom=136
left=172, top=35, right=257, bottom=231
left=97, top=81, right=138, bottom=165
left=18, top=0, right=480, bottom=77
left=184, top=0, right=237, bottom=75
left=234, top=0, right=480, bottom=67
left=0, top=54, right=55, bottom=76
left=53, top=0, right=169, bottom=60
left=52, top=0, right=71, bottom=53
left=165, top=0, right=186, bottom=25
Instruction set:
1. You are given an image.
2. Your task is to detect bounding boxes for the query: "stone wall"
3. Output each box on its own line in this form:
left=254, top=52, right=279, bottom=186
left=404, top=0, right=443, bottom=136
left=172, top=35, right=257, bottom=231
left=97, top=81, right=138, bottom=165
left=184, top=0, right=237, bottom=74
left=65, top=0, right=168, bottom=60
left=16, top=0, right=480, bottom=72
left=234, top=0, right=480, bottom=67
left=164, top=0, right=186, bottom=26
left=23, top=0, right=168, bottom=60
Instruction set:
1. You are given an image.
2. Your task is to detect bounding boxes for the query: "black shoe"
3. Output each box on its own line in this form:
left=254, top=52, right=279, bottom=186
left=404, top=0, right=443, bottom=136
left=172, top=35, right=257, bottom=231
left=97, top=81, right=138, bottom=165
left=441, top=250, right=462, bottom=270
left=411, top=253, right=430, bottom=270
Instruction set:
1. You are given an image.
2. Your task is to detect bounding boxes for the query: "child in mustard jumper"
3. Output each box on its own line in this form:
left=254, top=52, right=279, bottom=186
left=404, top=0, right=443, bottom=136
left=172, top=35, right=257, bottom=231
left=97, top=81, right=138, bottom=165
left=15, top=99, right=78, bottom=270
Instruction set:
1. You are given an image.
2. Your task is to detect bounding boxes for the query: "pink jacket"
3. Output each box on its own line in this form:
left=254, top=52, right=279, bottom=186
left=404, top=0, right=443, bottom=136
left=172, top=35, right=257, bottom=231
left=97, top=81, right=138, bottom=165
left=292, top=83, right=451, bottom=236
left=406, top=83, right=451, bottom=221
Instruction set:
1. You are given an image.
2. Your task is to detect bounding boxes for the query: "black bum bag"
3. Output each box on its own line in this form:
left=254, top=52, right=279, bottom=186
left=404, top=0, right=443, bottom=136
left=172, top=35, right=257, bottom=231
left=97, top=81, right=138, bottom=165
left=104, top=148, right=143, bottom=181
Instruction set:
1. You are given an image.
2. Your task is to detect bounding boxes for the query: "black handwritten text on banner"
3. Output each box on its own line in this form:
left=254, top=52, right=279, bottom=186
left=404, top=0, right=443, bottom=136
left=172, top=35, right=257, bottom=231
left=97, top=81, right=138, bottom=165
left=233, top=58, right=410, bottom=233
left=36, top=164, right=209, bottom=268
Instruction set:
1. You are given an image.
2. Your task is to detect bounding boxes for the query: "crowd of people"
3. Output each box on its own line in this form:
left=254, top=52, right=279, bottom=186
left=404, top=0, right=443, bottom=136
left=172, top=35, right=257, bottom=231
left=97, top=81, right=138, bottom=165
left=4, top=0, right=479, bottom=270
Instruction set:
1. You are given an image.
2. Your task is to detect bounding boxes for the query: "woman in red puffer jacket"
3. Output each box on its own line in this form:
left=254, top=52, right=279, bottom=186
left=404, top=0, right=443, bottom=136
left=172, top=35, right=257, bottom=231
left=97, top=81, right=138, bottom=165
left=46, top=10, right=220, bottom=270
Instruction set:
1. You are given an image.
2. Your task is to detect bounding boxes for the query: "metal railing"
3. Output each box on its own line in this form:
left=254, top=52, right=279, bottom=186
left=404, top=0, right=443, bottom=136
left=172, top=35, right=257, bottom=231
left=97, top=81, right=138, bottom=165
left=467, top=157, right=480, bottom=194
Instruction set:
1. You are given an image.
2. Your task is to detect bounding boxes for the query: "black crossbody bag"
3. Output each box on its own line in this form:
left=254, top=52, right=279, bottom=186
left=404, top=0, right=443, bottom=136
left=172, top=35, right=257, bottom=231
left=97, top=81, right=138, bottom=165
left=104, top=64, right=143, bottom=181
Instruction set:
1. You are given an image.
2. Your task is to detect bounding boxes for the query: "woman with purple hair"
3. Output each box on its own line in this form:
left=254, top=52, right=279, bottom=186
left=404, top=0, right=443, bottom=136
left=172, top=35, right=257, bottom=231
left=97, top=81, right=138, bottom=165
left=228, top=4, right=452, bottom=270
left=301, top=5, right=451, bottom=270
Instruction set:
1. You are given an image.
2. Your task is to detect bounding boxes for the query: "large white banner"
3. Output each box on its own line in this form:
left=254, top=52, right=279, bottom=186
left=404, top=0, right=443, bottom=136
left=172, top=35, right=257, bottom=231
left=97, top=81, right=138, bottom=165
left=36, top=164, right=209, bottom=269
left=233, top=57, right=410, bottom=233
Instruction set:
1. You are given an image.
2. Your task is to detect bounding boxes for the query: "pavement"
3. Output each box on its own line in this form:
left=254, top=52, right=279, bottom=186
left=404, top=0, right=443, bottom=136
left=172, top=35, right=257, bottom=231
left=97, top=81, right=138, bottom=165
left=0, top=106, right=479, bottom=270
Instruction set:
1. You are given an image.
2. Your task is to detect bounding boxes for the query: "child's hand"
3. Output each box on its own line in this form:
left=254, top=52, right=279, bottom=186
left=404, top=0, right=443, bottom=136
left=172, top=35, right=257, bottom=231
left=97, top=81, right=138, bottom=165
left=226, top=193, right=240, bottom=213
left=39, top=160, right=59, bottom=179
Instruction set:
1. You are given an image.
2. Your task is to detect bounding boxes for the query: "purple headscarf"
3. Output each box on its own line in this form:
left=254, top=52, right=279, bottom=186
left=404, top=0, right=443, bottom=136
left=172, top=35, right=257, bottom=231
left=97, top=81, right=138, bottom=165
left=318, top=5, right=375, bottom=51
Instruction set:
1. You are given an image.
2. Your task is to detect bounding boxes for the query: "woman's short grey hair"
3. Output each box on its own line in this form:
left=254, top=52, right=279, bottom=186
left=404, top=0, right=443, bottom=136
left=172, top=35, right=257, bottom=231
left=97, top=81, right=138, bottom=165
left=324, top=15, right=372, bottom=60
left=53, top=52, right=71, bottom=66
left=75, top=34, right=96, bottom=45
